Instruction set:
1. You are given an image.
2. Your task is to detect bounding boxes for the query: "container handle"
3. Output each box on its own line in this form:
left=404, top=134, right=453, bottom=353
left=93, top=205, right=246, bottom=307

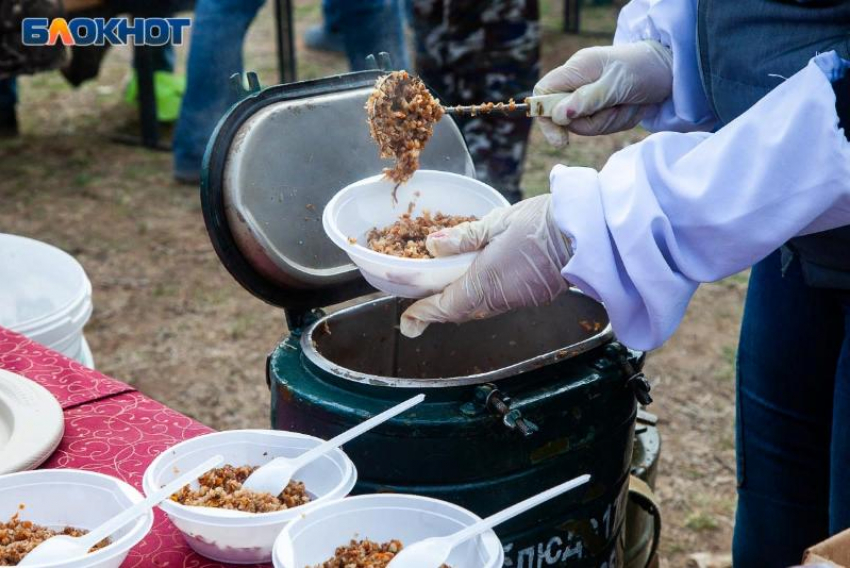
left=628, top=475, right=662, bottom=568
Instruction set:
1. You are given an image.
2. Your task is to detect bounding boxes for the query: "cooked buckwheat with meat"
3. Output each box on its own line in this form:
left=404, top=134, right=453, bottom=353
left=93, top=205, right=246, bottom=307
left=0, top=513, right=108, bottom=566
left=170, top=464, right=311, bottom=513
left=314, top=539, right=450, bottom=568
left=367, top=211, right=476, bottom=259
left=366, top=71, right=444, bottom=193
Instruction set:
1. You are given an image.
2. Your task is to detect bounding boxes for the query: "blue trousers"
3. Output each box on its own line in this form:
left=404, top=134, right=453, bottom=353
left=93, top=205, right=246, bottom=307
left=323, top=0, right=410, bottom=70
left=174, top=0, right=408, bottom=175
left=734, top=250, right=850, bottom=566
left=172, top=0, right=265, bottom=176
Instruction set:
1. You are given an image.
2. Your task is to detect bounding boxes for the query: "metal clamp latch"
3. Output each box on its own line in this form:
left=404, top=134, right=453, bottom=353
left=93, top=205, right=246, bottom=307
left=627, top=373, right=653, bottom=406
left=469, top=384, right=539, bottom=437
left=614, top=348, right=653, bottom=406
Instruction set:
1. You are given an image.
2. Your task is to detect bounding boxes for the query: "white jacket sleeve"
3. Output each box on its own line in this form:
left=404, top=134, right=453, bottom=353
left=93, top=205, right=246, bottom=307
left=550, top=52, right=850, bottom=351
left=614, top=0, right=716, bottom=132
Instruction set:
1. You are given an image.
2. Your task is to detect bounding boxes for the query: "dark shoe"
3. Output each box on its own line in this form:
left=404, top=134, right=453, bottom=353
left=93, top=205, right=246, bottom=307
left=0, top=107, right=18, bottom=137
left=304, top=24, right=345, bottom=53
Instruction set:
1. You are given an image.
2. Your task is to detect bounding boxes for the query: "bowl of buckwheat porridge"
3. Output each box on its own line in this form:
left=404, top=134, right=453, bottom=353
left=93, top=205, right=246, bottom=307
left=0, top=470, right=152, bottom=567
left=143, top=429, right=357, bottom=565
left=271, top=494, right=503, bottom=568
left=323, top=170, right=509, bottom=298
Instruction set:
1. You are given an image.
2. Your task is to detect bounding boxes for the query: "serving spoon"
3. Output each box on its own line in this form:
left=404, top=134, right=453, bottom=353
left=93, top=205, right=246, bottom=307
left=240, top=394, right=425, bottom=496
left=386, top=473, right=591, bottom=568
left=19, top=455, right=224, bottom=566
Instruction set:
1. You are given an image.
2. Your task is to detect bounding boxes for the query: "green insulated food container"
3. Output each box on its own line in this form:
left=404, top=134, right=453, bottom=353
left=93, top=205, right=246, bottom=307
left=201, top=58, right=657, bottom=568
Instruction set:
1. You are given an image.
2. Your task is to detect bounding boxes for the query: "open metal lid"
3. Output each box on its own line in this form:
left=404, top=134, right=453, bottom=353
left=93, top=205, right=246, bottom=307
left=201, top=68, right=475, bottom=313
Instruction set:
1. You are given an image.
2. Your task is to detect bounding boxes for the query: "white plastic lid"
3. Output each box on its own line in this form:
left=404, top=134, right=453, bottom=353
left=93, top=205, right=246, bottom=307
left=0, top=233, right=93, bottom=347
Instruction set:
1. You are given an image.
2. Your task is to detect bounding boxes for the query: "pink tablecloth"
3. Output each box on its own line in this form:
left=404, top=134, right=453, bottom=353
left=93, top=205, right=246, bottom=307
left=0, top=327, right=270, bottom=567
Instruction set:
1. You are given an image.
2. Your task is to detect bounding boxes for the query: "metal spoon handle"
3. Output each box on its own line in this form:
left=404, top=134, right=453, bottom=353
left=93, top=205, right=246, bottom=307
left=80, top=455, right=224, bottom=547
left=447, top=474, right=591, bottom=548
left=289, top=394, right=425, bottom=471
left=442, top=94, right=569, bottom=119
left=443, top=103, right=530, bottom=117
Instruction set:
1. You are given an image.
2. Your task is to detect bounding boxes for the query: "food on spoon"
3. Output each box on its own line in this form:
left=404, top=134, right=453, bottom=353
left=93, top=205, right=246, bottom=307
left=170, top=464, right=311, bottom=513
left=0, top=512, right=109, bottom=566
left=314, top=539, right=451, bottom=568
left=366, top=71, right=444, bottom=195
left=367, top=211, right=477, bottom=259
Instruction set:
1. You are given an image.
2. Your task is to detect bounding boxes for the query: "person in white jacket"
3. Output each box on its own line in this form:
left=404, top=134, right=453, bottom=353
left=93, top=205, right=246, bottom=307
left=400, top=1, right=850, bottom=565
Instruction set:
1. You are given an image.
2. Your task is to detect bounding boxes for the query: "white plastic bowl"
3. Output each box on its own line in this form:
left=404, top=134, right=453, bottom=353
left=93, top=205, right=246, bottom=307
left=272, top=494, right=504, bottom=568
left=323, top=170, right=510, bottom=298
left=142, top=429, right=357, bottom=565
left=0, top=469, right=153, bottom=568
left=0, top=233, right=94, bottom=367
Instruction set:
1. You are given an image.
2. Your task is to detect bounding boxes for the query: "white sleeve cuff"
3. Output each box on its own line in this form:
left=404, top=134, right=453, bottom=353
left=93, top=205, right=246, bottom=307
left=614, top=0, right=716, bottom=133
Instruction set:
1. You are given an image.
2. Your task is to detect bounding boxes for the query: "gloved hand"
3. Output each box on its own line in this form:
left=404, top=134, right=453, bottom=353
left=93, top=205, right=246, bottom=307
left=534, top=39, right=674, bottom=146
left=400, top=195, right=572, bottom=338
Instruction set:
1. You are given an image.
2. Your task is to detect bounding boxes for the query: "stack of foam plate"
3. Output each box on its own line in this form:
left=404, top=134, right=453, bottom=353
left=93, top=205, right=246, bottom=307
left=0, top=369, right=64, bottom=474
left=0, top=233, right=94, bottom=367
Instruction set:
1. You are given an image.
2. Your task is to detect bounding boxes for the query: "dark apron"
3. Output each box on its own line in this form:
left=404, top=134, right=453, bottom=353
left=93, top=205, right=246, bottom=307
left=697, top=0, right=850, bottom=289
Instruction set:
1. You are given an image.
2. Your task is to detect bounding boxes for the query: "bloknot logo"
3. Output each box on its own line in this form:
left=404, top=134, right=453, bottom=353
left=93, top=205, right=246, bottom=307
left=22, top=17, right=191, bottom=47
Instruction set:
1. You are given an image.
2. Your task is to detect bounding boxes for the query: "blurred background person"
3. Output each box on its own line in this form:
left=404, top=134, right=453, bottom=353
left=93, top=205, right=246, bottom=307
left=0, top=0, right=186, bottom=137
left=410, top=0, right=540, bottom=204
left=0, top=0, right=65, bottom=136
left=175, top=0, right=410, bottom=183
left=172, top=0, right=265, bottom=184
left=305, top=0, right=410, bottom=71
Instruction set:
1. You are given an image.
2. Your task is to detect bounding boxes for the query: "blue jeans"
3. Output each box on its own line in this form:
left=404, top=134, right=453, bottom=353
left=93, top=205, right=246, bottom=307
left=172, top=0, right=265, bottom=176
left=323, top=0, right=410, bottom=70
left=734, top=250, right=850, bottom=566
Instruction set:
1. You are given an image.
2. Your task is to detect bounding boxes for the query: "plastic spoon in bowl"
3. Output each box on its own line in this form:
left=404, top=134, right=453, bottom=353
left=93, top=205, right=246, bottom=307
left=19, top=455, right=224, bottom=566
left=242, top=394, right=426, bottom=496
left=386, top=473, right=591, bottom=568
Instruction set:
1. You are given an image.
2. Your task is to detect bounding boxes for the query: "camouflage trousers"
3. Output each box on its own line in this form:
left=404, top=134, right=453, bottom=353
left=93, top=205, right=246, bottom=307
left=411, top=0, right=540, bottom=202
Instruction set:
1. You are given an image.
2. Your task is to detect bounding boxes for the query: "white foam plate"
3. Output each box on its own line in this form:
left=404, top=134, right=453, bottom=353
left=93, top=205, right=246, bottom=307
left=0, top=369, right=64, bottom=474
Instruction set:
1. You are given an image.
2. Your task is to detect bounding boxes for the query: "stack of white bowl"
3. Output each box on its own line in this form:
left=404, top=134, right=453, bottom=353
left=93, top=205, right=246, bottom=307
left=0, top=233, right=94, bottom=367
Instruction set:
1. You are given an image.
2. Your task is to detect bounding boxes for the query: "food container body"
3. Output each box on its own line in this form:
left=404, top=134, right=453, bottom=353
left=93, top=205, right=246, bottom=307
left=142, top=429, right=357, bottom=564
left=269, top=292, right=644, bottom=567
left=0, top=469, right=153, bottom=568
left=272, top=494, right=504, bottom=568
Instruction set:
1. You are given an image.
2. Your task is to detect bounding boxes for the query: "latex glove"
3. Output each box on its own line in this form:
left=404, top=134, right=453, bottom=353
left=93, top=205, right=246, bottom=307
left=400, top=195, right=572, bottom=338
left=534, top=40, right=673, bottom=146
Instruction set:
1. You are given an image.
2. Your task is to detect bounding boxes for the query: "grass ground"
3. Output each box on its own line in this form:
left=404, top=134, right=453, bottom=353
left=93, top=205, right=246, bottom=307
left=0, top=1, right=743, bottom=565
